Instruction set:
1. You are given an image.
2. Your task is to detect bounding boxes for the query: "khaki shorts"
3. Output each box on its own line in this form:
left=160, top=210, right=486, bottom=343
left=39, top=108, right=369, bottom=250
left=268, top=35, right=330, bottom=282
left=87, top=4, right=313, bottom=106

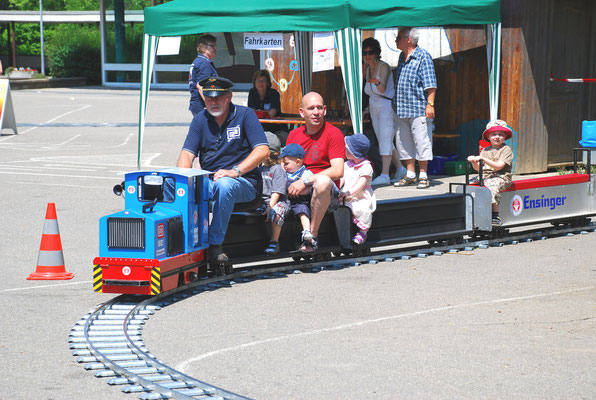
left=395, top=116, right=433, bottom=161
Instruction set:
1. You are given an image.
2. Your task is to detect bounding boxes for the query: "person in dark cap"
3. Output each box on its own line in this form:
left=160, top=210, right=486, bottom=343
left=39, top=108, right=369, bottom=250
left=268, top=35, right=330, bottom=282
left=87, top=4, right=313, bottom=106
left=278, top=143, right=315, bottom=251
left=340, top=133, right=376, bottom=245
left=178, top=76, right=269, bottom=266
left=188, top=34, right=218, bottom=116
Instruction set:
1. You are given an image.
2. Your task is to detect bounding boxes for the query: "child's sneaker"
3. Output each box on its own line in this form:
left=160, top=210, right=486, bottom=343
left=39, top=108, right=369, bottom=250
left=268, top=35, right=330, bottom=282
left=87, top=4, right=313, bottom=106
left=301, top=229, right=313, bottom=241
left=352, top=231, right=367, bottom=245
left=491, top=216, right=502, bottom=226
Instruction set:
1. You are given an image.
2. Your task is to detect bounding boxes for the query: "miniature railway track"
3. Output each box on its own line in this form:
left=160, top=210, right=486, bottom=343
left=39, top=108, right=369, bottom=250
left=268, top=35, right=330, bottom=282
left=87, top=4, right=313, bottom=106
left=71, top=222, right=595, bottom=399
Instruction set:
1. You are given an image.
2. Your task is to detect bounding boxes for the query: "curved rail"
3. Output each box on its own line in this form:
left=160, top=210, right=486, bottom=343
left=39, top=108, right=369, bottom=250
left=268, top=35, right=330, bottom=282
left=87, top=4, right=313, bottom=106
left=71, top=223, right=595, bottom=399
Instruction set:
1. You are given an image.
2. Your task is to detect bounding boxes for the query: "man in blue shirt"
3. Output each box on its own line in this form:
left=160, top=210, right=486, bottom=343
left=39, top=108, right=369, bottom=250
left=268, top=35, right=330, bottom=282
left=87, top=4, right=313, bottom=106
left=392, top=27, right=437, bottom=189
left=178, top=77, right=269, bottom=265
left=188, top=34, right=218, bottom=116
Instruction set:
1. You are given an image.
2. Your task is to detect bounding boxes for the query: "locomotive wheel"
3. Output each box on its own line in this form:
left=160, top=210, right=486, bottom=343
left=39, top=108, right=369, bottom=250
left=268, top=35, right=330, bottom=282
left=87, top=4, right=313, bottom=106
left=224, top=263, right=234, bottom=275
left=188, top=271, right=198, bottom=282
left=313, top=252, right=331, bottom=262
left=213, top=263, right=226, bottom=276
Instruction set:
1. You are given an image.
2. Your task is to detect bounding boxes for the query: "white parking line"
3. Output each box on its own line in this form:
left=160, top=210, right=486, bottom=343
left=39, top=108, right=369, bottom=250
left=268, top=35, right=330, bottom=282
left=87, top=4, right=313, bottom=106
left=9, top=181, right=106, bottom=189
left=0, top=280, right=92, bottom=293
left=176, top=286, right=596, bottom=372
left=0, top=171, right=119, bottom=179
left=42, top=134, right=82, bottom=149
left=5, top=104, right=92, bottom=136
left=107, top=133, right=134, bottom=148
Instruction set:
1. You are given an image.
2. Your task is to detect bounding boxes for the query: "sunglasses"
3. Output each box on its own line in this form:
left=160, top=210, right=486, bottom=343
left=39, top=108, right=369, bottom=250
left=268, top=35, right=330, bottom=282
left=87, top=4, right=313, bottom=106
left=362, top=50, right=375, bottom=56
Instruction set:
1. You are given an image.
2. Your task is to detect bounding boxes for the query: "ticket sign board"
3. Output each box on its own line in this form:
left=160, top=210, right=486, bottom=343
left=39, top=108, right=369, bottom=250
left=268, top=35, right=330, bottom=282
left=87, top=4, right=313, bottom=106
left=0, top=79, right=17, bottom=135
left=244, top=33, right=284, bottom=50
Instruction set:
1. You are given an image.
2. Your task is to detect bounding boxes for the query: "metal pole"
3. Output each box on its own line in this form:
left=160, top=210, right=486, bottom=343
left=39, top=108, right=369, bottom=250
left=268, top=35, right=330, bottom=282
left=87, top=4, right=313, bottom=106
left=39, top=0, right=45, bottom=74
left=99, top=0, right=107, bottom=86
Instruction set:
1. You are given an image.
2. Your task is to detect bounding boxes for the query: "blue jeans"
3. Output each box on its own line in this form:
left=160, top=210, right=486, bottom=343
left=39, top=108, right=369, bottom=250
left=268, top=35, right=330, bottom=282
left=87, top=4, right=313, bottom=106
left=207, top=177, right=257, bottom=245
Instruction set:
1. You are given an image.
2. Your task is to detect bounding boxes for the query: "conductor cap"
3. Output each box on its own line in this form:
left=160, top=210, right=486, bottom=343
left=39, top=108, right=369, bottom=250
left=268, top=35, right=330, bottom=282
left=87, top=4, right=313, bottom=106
left=199, top=77, right=233, bottom=97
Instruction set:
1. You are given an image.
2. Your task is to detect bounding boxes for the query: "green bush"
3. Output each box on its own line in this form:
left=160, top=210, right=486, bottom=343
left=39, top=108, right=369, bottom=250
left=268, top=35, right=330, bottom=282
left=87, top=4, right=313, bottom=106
left=47, top=25, right=101, bottom=84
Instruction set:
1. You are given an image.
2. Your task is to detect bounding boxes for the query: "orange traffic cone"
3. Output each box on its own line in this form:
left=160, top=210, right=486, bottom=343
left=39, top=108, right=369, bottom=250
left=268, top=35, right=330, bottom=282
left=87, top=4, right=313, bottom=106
left=27, top=203, right=74, bottom=280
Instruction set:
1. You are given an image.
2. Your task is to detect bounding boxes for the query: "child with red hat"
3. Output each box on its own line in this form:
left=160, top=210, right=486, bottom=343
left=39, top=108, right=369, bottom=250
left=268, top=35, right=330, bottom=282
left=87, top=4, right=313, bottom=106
left=467, top=120, right=514, bottom=226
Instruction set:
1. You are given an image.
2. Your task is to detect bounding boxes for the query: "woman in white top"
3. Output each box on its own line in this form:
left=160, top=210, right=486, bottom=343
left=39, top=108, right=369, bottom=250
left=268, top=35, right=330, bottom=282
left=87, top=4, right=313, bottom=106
left=362, top=37, right=406, bottom=186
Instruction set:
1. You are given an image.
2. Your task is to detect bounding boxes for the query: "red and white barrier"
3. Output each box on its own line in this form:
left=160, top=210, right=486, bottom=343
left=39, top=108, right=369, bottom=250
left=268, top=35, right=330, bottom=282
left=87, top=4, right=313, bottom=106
left=550, top=73, right=596, bottom=83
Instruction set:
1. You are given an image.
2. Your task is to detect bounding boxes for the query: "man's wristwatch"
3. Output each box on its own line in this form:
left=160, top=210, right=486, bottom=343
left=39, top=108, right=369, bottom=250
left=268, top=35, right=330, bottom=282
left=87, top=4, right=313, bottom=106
left=232, top=165, right=242, bottom=177
left=303, top=177, right=312, bottom=187
left=428, top=101, right=435, bottom=107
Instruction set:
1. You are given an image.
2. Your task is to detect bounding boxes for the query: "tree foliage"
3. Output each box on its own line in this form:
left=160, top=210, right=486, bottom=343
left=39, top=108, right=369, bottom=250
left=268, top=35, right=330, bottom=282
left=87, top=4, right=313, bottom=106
left=46, top=24, right=100, bottom=83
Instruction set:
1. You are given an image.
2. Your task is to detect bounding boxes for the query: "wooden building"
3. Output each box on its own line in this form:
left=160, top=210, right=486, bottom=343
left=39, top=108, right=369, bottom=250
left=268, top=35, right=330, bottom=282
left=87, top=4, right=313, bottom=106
left=439, top=0, right=596, bottom=174
left=271, top=0, right=595, bottom=174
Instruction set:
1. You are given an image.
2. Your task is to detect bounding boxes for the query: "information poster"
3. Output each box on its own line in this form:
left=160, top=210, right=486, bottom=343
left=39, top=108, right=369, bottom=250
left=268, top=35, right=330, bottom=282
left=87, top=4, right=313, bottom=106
left=313, top=32, right=335, bottom=72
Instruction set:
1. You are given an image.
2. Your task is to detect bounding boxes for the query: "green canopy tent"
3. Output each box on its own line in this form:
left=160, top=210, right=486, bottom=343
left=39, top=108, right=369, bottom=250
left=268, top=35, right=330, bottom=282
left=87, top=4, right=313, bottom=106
left=138, top=0, right=501, bottom=168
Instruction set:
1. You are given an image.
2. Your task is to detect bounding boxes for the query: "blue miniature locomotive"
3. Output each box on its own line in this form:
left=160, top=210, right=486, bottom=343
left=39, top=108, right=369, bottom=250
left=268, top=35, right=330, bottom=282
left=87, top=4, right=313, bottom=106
left=93, top=168, right=211, bottom=295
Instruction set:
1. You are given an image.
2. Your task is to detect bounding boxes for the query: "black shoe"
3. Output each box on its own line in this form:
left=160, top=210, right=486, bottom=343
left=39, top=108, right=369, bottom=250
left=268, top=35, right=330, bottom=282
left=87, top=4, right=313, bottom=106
left=209, top=245, right=228, bottom=263
left=491, top=216, right=502, bottom=227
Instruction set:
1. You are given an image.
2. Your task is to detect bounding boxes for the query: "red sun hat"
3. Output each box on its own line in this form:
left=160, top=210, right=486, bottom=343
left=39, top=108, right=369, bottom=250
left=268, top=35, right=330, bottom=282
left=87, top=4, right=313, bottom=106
left=483, top=119, right=512, bottom=141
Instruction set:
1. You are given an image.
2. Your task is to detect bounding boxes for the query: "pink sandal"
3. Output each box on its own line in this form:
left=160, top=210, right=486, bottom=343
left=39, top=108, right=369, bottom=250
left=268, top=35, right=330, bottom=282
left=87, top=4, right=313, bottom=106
left=352, top=231, right=367, bottom=245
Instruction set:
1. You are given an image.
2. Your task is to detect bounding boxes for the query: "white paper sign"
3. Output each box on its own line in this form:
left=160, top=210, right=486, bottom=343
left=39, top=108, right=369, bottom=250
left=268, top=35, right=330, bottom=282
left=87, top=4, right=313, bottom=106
left=313, top=32, right=335, bottom=51
left=156, top=36, right=181, bottom=56
left=313, top=48, right=335, bottom=72
left=243, top=33, right=284, bottom=50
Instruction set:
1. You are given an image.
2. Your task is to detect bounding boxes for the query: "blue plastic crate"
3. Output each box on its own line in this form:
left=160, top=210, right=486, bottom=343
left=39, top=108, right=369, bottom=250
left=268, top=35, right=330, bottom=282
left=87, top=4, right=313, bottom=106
left=427, top=154, right=459, bottom=175
left=579, top=120, right=596, bottom=147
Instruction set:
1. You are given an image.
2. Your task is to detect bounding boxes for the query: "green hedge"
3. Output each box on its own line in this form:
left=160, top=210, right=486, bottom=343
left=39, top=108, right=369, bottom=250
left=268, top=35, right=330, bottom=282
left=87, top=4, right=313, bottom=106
left=47, top=25, right=101, bottom=84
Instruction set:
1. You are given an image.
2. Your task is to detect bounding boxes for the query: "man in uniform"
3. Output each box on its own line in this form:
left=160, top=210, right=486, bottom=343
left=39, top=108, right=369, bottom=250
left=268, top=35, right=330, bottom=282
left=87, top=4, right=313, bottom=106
left=177, top=77, right=269, bottom=264
left=285, top=92, right=345, bottom=251
left=188, top=34, right=218, bottom=116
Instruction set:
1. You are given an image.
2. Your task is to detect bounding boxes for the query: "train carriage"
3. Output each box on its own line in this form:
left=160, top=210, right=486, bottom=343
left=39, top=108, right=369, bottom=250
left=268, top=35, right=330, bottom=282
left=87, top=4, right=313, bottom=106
left=93, top=152, right=594, bottom=296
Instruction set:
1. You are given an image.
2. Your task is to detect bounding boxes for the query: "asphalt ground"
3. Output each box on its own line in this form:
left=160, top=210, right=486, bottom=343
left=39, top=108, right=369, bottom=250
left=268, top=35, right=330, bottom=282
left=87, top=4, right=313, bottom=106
left=0, top=87, right=594, bottom=399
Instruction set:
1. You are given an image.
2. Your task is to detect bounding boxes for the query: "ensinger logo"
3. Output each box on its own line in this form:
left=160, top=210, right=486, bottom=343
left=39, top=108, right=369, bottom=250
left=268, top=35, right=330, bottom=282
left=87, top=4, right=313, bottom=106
left=511, top=193, right=567, bottom=217
left=510, top=195, right=523, bottom=216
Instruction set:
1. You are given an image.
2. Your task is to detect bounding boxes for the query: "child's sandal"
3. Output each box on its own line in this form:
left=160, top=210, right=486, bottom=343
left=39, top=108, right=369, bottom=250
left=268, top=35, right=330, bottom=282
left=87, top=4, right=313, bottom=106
left=352, top=231, right=367, bottom=245
left=298, top=237, right=318, bottom=253
left=264, top=240, right=280, bottom=254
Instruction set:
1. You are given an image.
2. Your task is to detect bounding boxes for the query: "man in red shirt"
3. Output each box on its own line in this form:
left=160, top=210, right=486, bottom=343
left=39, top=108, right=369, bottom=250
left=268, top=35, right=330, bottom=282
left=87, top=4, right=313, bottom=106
left=286, top=92, right=345, bottom=251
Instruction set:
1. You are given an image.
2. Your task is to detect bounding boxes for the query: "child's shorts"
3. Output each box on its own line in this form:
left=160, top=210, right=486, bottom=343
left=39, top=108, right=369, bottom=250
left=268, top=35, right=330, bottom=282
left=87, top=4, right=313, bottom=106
left=289, top=196, right=311, bottom=219
left=484, top=176, right=512, bottom=205
left=269, top=200, right=290, bottom=226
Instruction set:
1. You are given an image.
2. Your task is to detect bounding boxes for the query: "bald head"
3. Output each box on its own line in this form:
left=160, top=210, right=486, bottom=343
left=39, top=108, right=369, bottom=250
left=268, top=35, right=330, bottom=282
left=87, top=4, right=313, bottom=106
left=299, top=92, right=327, bottom=134
left=301, top=92, right=324, bottom=107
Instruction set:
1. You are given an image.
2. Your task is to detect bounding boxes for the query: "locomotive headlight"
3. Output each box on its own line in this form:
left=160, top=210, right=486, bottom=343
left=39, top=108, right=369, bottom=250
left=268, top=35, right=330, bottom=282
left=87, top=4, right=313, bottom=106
left=113, top=181, right=125, bottom=197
